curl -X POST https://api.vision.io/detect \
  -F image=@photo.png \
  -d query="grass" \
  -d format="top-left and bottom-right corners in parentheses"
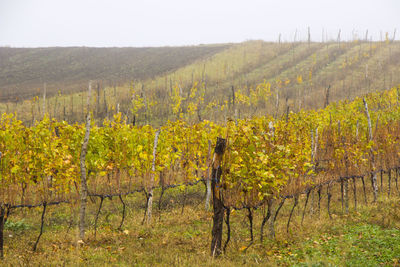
top-left (1, 183), bottom-right (400, 266)
top-left (271, 223), bottom-right (400, 266)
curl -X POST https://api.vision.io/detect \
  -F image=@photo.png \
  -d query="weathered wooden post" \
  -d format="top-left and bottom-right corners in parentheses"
top-left (0, 206), bottom-right (5, 259)
top-left (204, 140), bottom-right (212, 210)
top-left (79, 81), bottom-right (92, 241)
top-left (146, 129), bottom-right (161, 224)
top-left (42, 83), bottom-right (46, 117)
top-left (211, 137), bottom-right (226, 257)
top-left (363, 98), bottom-right (378, 201)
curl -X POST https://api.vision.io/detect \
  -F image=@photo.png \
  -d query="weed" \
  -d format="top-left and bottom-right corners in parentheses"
top-left (5, 219), bottom-right (31, 232)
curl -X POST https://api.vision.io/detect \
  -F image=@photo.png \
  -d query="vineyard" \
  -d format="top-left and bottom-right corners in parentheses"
top-left (2, 40), bottom-right (400, 126)
top-left (1, 82), bottom-right (400, 264)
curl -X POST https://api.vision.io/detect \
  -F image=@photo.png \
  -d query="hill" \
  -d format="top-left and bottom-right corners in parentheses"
top-left (0, 44), bottom-right (231, 101)
top-left (1, 40), bottom-right (400, 124)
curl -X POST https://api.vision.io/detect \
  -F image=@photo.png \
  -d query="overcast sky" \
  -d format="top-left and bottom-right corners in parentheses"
top-left (0, 0), bottom-right (399, 47)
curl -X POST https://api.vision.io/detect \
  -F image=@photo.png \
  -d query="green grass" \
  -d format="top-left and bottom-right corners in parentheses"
top-left (273, 224), bottom-right (400, 266)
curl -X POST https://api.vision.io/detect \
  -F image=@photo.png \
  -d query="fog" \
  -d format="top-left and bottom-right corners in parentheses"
top-left (0, 0), bottom-right (399, 47)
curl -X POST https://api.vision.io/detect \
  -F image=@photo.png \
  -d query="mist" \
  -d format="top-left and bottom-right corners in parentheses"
top-left (0, 0), bottom-right (399, 47)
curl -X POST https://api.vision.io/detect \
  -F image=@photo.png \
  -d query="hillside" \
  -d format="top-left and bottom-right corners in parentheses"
top-left (0, 44), bottom-right (231, 101)
top-left (1, 40), bottom-right (400, 124)
top-left (137, 40), bottom-right (400, 124)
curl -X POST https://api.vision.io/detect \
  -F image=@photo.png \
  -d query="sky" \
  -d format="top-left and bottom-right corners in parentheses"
top-left (0, 0), bottom-right (399, 47)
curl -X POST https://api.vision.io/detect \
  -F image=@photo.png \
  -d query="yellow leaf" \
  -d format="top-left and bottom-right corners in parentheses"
top-left (239, 246), bottom-right (247, 251)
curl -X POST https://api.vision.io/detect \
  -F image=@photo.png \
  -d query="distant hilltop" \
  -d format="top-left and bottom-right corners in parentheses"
top-left (0, 44), bottom-right (230, 102)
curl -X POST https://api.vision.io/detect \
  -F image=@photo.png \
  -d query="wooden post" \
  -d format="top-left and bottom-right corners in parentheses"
top-left (79, 81), bottom-right (92, 240)
top-left (63, 97), bottom-right (66, 121)
top-left (146, 130), bottom-right (161, 224)
top-left (211, 137), bottom-right (226, 257)
top-left (96, 82), bottom-right (100, 117)
top-left (81, 93), bottom-right (84, 120)
top-left (388, 169), bottom-right (392, 197)
top-left (275, 87), bottom-right (279, 118)
top-left (71, 94), bottom-right (74, 120)
top-left (231, 86), bottom-right (238, 123)
top-left (338, 121), bottom-right (349, 213)
top-left (353, 177), bottom-right (357, 210)
top-left (310, 128), bottom-right (318, 214)
top-left (169, 77), bottom-right (173, 95)
top-left (363, 98), bottom-right (378, 201)
top-left (324, 85), bottom-right (331, 108)
top-left (103, 87), bottom-right (108, 121)
top-left (42, 83), bottom-right (46, 117)
top-left (53, 92), bottom-right (59, 119)
top-left (0, 206), bottom-right (4, 259)
top-left (191, 71), bottom-right (194, 89)
top-left (205, 140), bottom-right (212, 210)
top-left (31, 100), bottom-right (35, 126)
top-left (201, 64), bottom-right (206, 84)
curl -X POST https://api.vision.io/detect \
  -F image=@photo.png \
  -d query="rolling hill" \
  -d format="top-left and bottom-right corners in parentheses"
top-left (0, 44), bottom-right (231, 101)
top-left (1, 40), bottom-right (400, 125)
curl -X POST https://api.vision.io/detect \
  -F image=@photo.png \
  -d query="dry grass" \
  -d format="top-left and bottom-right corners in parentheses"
top-left (2, 181), bottom-right (400, 266)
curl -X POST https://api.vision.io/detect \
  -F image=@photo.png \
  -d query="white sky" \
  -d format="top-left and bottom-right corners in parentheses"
top-left (0, 0), bottom-right (399, 47)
